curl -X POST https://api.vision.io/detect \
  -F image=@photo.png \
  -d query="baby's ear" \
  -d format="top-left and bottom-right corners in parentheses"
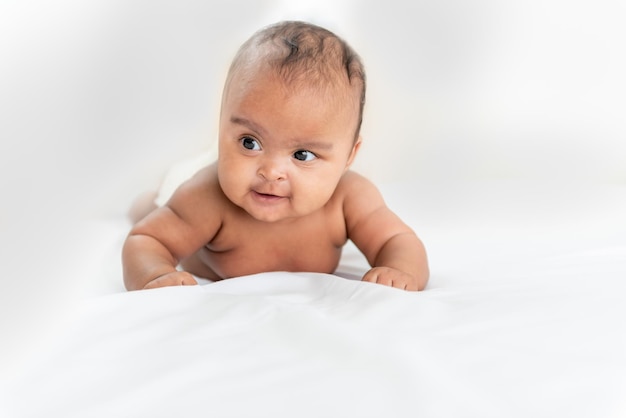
top-left (345, 136), bottom-right (362, 169)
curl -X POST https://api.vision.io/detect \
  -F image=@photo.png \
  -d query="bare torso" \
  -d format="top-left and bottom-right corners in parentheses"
top-left (178, 167), bottom-right (349, 280)
top-left (124, 162), bottom-right (428, 291)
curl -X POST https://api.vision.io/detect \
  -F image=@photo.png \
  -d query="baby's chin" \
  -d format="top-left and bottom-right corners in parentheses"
top-left (247, 212), bottom-right (299, 224)
top-left (242, 202), bottom-right (318, 224)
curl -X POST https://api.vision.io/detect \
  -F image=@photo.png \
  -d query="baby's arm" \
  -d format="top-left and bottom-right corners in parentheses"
top-left (122, 169), bottom-right (220, 290)
top-left (123, 208), bottom-right (199, 290)
top-left (342, 172), bottom-right (429, 291)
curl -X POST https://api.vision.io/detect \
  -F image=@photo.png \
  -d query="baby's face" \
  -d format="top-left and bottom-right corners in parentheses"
top-left (217, 69), bottom-right (360, 223)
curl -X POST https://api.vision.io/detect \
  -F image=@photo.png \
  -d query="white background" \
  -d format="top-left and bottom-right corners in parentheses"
top-left (1, 0), bottom-right (625, 381)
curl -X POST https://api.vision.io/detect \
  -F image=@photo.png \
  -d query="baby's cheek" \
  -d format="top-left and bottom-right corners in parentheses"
top-left (218, 172), bottom-right (244, 204)
top-left (295, 183), bottom-right (335, 214)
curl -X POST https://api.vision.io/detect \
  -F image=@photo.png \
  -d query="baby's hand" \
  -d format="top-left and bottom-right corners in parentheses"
top-left (362, 267), bottom-right (418, 291)
top-left (143, 271), bottom-right (198, 290)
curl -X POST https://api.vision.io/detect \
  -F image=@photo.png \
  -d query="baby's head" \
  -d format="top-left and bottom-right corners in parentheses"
top-left (223, 21), bottom-right (366, 141)
top-left (217, 21), bottom-right (367, 223)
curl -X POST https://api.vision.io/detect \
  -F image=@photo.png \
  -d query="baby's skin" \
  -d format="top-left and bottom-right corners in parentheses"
top-left (122, 22), bottom-right (429, 291)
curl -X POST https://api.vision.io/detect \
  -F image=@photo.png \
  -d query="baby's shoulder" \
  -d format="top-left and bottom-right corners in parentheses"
top-left (168, 163), bottom-right (226, 209)
top-left (335, 170), bottom-right (381, 200)
top-left (334, 170), bottom-right (386, 217)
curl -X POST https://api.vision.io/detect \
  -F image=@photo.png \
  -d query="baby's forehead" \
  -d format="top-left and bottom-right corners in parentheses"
top-left (223, 22), bottom-right (365, 139)
top-left (227, 62), bottom-right (359, 110)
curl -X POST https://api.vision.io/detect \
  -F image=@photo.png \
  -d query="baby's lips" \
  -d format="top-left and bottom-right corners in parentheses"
top-left (252, 188), bottom-right (288, 198)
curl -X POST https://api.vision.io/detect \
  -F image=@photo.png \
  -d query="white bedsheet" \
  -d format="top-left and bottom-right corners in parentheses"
top-left (3, 180), bottom-right (626, 417)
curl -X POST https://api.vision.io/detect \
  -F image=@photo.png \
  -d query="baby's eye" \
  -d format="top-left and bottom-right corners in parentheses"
top-left (293, 150), bottom-right (317, 162)
top-left (241, 136), bottom-right (261, 151)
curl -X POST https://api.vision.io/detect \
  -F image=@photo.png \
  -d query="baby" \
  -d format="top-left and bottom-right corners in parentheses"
top-left (123, 21), bottom-right (429, 291)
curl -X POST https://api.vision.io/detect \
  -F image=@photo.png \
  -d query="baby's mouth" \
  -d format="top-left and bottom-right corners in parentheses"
top-left (252, 190), bottom-right (286, 201)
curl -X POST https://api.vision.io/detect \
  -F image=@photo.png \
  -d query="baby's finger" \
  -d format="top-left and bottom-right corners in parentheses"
top-left (392, 280), bottom-right (409, 291)
top-left (404, 281), bottom-right (419, 291)
top-left (376, 275), bottom-right (394, 287)
top-left (361, 270), bottom-right (379, 284)
top-left (362, 269), bottom-right (392, 287)
top-left (143, 272), bottom-right (197, 289)
top-left (179, 272), bottom-right (198, 286)
top-left (167, 271), bottom-right (197, 286)
top-left (143, 278), bottom-right (167, 289)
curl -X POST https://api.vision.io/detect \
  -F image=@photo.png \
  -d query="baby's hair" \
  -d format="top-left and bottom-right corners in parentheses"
top-left (227, 21), bottom-right (366, 140)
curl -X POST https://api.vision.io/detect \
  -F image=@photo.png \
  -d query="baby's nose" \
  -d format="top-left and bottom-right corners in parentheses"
top-left (257, 157), bottom-right (287, 181)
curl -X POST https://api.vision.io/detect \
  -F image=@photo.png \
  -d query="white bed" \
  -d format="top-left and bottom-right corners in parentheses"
top-left (3, 178), bottom-right (625, 418)
top-left (2, 2), bottom-right (626, 417)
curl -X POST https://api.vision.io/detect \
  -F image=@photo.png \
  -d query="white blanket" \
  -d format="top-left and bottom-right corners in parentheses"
top-left (4, 180), bottom-right (626, 418)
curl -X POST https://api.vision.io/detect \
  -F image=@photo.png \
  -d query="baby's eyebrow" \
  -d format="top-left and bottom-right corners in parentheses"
top-left (231, 115), bottom-right (334, 151)
top-left (230, 116), bottom-right (267, 137)
top-left (288, 140), bottom-right (334, 151)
